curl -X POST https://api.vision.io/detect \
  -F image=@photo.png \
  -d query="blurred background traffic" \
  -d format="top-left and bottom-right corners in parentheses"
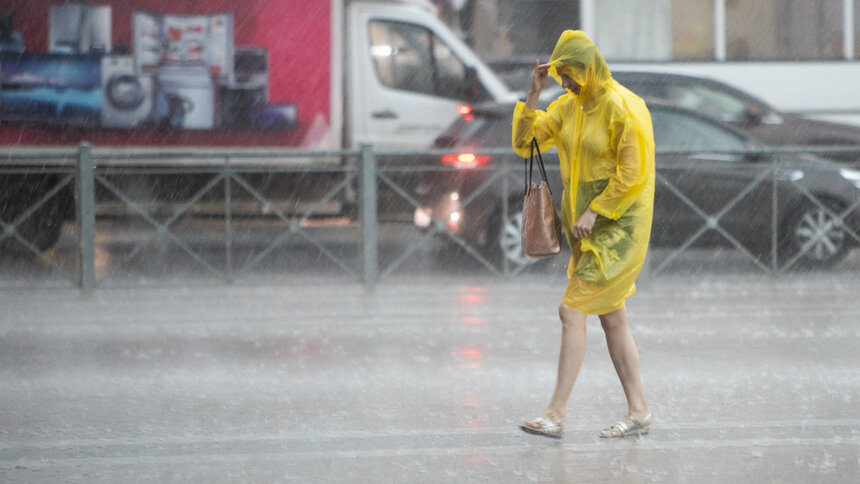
top-left (0, 0), bottom-right (858, 288)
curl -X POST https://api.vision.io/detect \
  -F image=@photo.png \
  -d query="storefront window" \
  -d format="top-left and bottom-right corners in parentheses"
top-left (855, 0), bottom-right (860, 58)
top-left (594, 0), bottom-right (672, 60)
top-left (590, 0), bottom-right (713, 61)
top-left (726, 0), bottom-right (843, 60)
top-left (497, 0), bottom-right (581, 56)
top-left (465, 0), bottom-right (856, 62)
top-left (671, 0), bottom-right (714, 60)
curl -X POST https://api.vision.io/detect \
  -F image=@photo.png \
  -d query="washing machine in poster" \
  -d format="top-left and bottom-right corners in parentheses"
top-left (156, 65), bottom-right (214, 130)
top-left (101, 55), bottom-right (153, 128)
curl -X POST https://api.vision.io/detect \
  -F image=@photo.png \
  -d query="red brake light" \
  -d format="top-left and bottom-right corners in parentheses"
top-left (441, 152), bottom-right (490, 168)
top-left (457, 104), bottom-right (472, 115)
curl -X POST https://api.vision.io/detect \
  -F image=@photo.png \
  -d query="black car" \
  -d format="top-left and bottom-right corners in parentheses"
top-left (614, 72), bottom-right (860, 160)
top-left (411, 100), bottom-right (860, 269)
top-left (497, 65), bottom-right (860, 165)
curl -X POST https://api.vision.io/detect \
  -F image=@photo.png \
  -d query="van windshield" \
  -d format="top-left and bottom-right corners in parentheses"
top-left (369, 20), bottom-right (487, 102)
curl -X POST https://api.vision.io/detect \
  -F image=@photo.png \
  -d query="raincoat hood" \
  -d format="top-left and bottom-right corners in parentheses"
top-left (547, 30), bottom-right (611, 101)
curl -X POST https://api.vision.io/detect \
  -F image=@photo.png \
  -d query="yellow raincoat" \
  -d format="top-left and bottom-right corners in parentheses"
top-left (512, 30), bottom-right (655, 315)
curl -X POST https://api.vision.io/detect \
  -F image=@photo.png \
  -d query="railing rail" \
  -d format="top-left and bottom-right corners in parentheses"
top-left (0, 143), bottom-right (858, 292)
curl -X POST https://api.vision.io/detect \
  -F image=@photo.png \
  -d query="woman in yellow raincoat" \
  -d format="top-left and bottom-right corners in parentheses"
top-left (513, 30), bottom-right (655, 439)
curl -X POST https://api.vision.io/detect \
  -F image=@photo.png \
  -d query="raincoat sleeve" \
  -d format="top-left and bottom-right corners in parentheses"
top-left (511, 98), bottom-right (565, 158)
top-left (589, 112), bottom-right (650, 220)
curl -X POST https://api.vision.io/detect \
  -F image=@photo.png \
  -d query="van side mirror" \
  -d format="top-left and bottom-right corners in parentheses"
top-left (743, 105), bottom-right (763, 127)
top-left (464, 66), bottom-right (486, 102)
top-left (743, 151), bottom-right (769, 163)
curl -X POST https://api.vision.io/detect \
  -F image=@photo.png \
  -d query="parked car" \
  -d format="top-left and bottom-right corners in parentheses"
top-left (407, 99), bottom-right (860, 269)
top-left (614, 72), bottom-right (860, 160)
top-left (497, 65), bottom-right (860, 165)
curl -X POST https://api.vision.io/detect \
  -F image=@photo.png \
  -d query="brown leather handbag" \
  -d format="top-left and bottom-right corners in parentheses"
top-left (521, 138), bottom-right (563, 258)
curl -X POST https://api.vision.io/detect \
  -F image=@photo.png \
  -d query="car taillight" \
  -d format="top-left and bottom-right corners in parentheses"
top-left (446, 210), bottom-right (461, 231)
top-left (457, 104), bottom-right (474, 121)
top-left (441, 152), bottom-right (490, 168)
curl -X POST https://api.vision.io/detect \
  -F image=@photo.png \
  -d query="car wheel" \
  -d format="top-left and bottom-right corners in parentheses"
top-left (781, 197), bottom-right (850, 267)
top-left (496, 206), bottom-right (542, 269)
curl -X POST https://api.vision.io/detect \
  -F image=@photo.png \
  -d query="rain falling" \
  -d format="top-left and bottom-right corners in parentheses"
top-left (0, 1), bottom-right (859, 482)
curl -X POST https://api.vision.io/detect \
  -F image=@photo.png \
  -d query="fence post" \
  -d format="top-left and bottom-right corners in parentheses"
top-left (501, 165), bottom-right (510, 277)
top-left (770, 155), bottom-right (779, 275)
top-left (360, 144), bottom-right (378, 289)
top-left (224, 157), bottom-right (234, 284)
top-left (76, 143), bottom-right (96, 294)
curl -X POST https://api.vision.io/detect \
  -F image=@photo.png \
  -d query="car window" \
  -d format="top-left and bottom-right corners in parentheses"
top-left (480, 116), bottom-right (513, 147)
top-left (369, 20), bottom-right (481, 101)
top-left (663, 83), bottom-right (749, 123)
top-left (651, 109), bottom-right (749, 153)
top-left (617, 79), bottom-right (668, 99)
top-left (500, 67), bottom-right (565, 100)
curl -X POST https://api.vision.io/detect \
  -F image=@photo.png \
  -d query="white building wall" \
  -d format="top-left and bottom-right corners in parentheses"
top-left (591, 0), bottom-right (672, 60)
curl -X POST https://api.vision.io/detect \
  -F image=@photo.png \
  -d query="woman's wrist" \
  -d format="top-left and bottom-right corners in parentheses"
top-left (525, 89), bottom-right (540, 110)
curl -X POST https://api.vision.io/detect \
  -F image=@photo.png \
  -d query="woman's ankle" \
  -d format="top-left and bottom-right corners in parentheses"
top-left (628, 403), bottom-right (649, 414)
top-left (545, 407), bottom-right (565, 423)
top-left (628, 407), bottom-right (651, 421)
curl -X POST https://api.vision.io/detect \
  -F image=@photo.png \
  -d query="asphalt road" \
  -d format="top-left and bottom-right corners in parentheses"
top-left (1, 275), bottom-right (858, 482)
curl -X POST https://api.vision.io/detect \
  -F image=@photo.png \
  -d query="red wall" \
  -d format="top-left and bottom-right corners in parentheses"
top-left (0, 0), bottom-right (331, 147)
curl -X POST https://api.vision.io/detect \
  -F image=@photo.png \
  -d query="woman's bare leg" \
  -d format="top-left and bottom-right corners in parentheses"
top-left (545, 304), bottom-right (588, 420)
top-left (598, 306), bottom-right (649, 419)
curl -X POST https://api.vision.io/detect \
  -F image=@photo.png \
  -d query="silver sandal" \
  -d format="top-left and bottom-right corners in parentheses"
top-left (520, 410), bottom-right (564, 439)
top-left (599, 412), bottom-right (652, 438)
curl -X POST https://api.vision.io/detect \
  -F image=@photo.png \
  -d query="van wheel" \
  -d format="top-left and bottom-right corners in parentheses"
top-left (780, 197), bottom-right (850, 268)
top-left (20, 203), bottom-right (64, 252)
top-left (0, 197), bottom-right (64, 254)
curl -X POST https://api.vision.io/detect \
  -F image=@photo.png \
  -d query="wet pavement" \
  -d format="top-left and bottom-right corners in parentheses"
top-left (1, 275), bottom-right (859, 482)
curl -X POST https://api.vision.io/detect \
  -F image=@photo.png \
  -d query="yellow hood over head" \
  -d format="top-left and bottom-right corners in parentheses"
top-left (547, 30), bottom-right (611, 99)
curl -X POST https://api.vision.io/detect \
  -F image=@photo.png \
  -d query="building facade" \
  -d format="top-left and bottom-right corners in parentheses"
top-left (459, 0), bottom-right (858, 62)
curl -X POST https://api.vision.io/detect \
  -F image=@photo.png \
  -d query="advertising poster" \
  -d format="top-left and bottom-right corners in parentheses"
top-left (0, 0), bottom-right (331, 148)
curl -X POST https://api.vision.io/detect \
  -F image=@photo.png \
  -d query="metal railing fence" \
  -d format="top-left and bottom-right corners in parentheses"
top-left (377, 145), bottom-right (860, 279)
top-left (0, 143), bottom-right (858, 292)
top-left (83, 145), bottom-right (364, 292)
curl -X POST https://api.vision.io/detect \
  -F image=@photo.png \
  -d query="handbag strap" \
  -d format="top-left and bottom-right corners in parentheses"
top-left (525, 137), bottom-right (553, 196)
